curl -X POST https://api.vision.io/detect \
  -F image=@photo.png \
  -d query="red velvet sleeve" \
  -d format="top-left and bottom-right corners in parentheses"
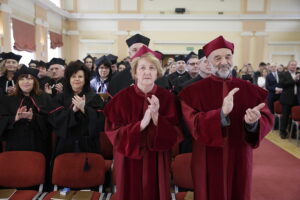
top-left (147, 115), bottom-right (183, 151)
top-left (244, 104), bottom-right (274, 148)
top-left (105, 119), bottom-right (143, 159)
top-left (180, 100), bottom-right (225, 147)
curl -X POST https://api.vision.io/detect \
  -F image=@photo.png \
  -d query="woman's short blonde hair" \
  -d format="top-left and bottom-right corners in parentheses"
top-left (130, 53), bottom-right (163, 80)
top-left (0, 60), bottom-right (5, 75)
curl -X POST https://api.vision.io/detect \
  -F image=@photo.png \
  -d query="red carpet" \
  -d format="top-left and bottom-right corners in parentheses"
top-left (252, 140), bottom-right (300, 200)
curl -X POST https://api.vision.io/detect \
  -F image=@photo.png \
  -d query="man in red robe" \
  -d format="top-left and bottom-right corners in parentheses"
top-left (179, 36), bottom-right (274, 200)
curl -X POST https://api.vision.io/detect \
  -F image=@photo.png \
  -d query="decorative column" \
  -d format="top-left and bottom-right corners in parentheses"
top-left (0, 0), bottom-right (12, 52)
top-left (35, 5), bottom-right (48, 61)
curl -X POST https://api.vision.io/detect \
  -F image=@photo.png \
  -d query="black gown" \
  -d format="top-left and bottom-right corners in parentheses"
top-left (49, 90), bottom-right (105, 156)
top-left (108, 65), bottom-right (172, 96)
top-left (0, 93), bottom-right (52, 157)
top-left (0, 76), bottom-right (15, 95)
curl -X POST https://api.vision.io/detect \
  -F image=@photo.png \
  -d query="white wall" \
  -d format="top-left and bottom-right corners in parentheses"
top-left (47, 11), bottom-right (62, 32)
top-left (77, 0), bottom-right (114, 12)
top-left (270, 0), bottom-right (300, 13)
top-left (143, 0), bottom-right (241, 13)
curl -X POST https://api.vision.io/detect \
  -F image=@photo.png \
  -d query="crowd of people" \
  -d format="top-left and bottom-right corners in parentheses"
top-left (0, 34), bottom-right (283, 200)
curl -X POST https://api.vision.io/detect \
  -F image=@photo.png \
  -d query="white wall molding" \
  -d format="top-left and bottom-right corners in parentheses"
top-left (63, 30), bottom-right (80, 35)
top-left (86, 50), bottom-right (113, 54)
top-left (154, 40), bottom-right (206, 45)
top-left (254, 31), bottom-right (268, 36)
top-left (0, 3), bottom-right (12, 14)
top-left (71, 13), bottom-right (300, 21)
top-left (240, 32), bottom-right (254, 36)
top-left (26, 2), bottom-right (300, 21)
top-left (35, 18), bottom-right (49, 28)
top-left (80, 39), bottom-right (114, 44)
top-left (269, 41), bottom-right (300, 46)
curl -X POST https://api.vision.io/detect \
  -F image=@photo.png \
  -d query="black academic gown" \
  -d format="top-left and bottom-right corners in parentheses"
top-left (0, 76), bottom-right (15, 95)
top-left (0, 93), bottom-right (52, 157)
top-left (48, 78), bottom-right (65, 96)
top-left (167, 71), bottom-right (190, 92)
top-left (108, 66), bottom-right (134, 96)
top-left (49, 90), bottom-right (105, 156)
top-left (108, 65), bottom-right (173, 96)
top-left (38, 76), bottom-right (51, 91)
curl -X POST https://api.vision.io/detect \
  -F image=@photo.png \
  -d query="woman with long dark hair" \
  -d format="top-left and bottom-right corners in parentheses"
top-left (49, 60), bottom-right (105, 156)
top-left (0, 65), bottom-right (52, 157)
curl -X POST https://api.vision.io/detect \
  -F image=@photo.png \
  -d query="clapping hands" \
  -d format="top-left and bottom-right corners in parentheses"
top-left (15, 106), bottom-right (33, 121)
top-left (140, 95), bottom-right (160, 131)
top-left (72, 95), bottom-right (86, 113)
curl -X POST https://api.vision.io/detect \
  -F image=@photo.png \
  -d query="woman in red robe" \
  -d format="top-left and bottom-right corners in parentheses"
top-left (104, 46), bottom-right (183, 200)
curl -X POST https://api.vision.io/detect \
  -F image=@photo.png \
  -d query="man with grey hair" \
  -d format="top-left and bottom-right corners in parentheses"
top-left (179, 36), bottom-right (273, 200)
top-left (44, 58), bottom-right (66, 96)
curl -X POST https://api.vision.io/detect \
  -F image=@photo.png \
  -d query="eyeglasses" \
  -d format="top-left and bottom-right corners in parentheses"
top-left (188, 62), bottom-right (199, 66)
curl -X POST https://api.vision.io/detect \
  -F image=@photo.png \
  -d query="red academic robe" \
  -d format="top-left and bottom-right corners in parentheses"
top-left (104, 84), bottom-right (183, 200)
top-left (178, 75), bottom-right (274, 200)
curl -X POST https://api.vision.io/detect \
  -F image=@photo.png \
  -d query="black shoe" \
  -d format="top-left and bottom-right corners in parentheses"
top-left (280, 131), bottom-right (287, 139)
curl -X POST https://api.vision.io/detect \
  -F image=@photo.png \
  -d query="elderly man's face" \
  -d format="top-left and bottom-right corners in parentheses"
top-left (49, 64), bottom-right (64, 80)
top-left (128, 43), bottom-right (145, 58)
top-left (199, 57), bottom-right (214, 75)
top-left (208, 48), bottom-right (233, 79)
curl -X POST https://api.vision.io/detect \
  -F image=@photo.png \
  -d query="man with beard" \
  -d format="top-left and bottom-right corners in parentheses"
top-left (179, 36), bottom-right (273, 200)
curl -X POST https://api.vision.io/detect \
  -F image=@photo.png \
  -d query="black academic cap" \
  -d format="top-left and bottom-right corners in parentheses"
top-left (126, 34), bottom-right (150, 47)
top-left (107, 54), bottom-right (118, 65)
top-left (49, 57), bottom-right (66, 66)
top-left (174, 55), bottom-right (186, 62)
top-left (1, 52), bottom-right (22, 62)
top-left (95, 55), bottom-right (112, 67)
top-left (14, 65), bottom-right (39, 79)
top-left (198, 49), bottom-right (206, 60)
top-left (83, 54), bottom-right (94, 62)
top-left (185, 52), bottom-right (197, 62)
top-left (28, 59), bottom-right (39, 66)
top-left (37, 61), bottom-right (48, 69)
top-left (155, 50), bottom-right (164, 61)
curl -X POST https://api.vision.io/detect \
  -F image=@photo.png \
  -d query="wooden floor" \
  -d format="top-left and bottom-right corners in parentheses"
top-left (266, 130), bottom-right (300, 159)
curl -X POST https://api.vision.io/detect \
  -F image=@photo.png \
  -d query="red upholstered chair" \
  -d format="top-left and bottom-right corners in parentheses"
top-left (99, 132), bottom-right (113, 172)
top-left (288, 106), bottom-right (300, 146)
top-left (0, 151), bottom-right (45, 200)
top-left (274, 101), bottom-right (282, 130)
top-left (41, 153), bottom-right (106, 200)
top-left (172, 153), bottom-right (194, 200)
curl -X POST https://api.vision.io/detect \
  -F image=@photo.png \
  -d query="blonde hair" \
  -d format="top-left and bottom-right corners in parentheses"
top-left (131, 53), bottom-right (163, 80)
top-left (0, 60), bottom-right (5, 75)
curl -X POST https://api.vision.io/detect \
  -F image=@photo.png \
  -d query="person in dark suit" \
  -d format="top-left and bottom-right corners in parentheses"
top-left (266, 63), bottom-right (282, 113)
top-left (279, 60), bottom-right (299, 139)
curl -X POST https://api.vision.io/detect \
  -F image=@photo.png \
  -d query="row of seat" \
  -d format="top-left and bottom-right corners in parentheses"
top-left (0, 151), bottom-right (193, 200)
top-left (274, 101), bottom-right (300, 145)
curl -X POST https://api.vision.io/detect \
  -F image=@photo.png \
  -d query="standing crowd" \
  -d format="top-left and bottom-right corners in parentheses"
top-left (0, 34), bottom-right (279, 200)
